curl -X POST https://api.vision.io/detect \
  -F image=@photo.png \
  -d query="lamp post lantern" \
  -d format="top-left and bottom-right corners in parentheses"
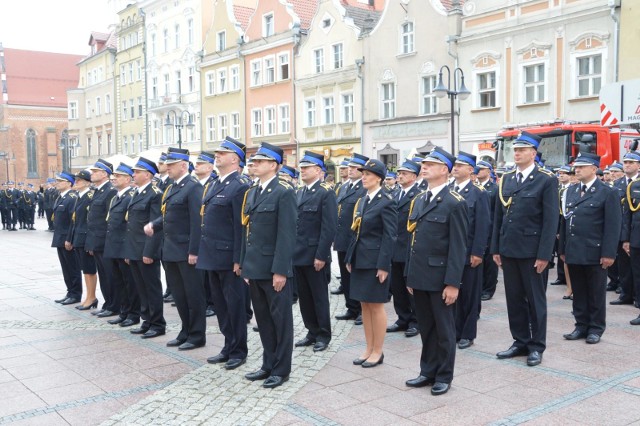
top-left (164, 110), bottom-right (194, 149)
top-left (433, 65), bottom-right (470, 154)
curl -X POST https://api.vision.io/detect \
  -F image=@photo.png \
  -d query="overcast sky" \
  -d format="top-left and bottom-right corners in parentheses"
top-left (0, 0), bottom-right (117, 55)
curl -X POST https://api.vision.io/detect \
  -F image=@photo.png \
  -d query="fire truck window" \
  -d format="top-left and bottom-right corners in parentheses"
top-left (574, 132), bottom-right (596, 156)
top-left (538, 135), bottom-right (567, 168)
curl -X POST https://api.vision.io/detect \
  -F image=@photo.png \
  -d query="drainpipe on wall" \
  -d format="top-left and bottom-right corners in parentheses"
top-left (292, 25), bottom-right (301, 164)
top-left (140, 8), bottom-right (149, 150)
top-left (356, 57), bottom-right (364, 155)
top-left (610, 5), bottom-right (620, 82)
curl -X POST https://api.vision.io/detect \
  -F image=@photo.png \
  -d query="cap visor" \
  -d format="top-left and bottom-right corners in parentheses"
top-left (251, 153), bottom-right (276, 161)
top-left (512, 142), bottom-right (536, 149)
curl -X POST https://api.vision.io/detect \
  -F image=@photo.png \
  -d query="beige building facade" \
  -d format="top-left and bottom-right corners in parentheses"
top-left (618, 0), bottom-right (639, 81)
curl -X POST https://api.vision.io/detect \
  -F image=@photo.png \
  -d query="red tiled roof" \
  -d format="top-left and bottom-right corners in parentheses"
top-left (3, 48), bottom-right (82, 108)
top-left (288, 0), bottom-right (319, 30)
top-left (340, 0), bottom-right (385, 11)
top-left (89, 31), bottom-right (110, 44)
top-left (233, 5), bottom-right (255, 31)
top-left (440, 0), bottom-right (465, 11)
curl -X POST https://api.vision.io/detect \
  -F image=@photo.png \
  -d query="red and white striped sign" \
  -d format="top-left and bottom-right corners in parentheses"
top-left (600, 103), bottom-right (619, 127)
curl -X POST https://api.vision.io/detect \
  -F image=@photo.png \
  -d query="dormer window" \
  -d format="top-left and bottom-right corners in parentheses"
top-left (263, 13), bottom-right (274, 37)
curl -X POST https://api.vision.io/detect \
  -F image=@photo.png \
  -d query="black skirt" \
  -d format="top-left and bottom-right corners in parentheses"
top-left (350, 267), bottom-right (390, 303)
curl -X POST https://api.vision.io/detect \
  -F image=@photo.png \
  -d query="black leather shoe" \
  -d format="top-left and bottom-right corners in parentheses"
top-left (330, 286), bottom-right (343, 295)
top-left (335, 311), bottom-right (357, 320)
top-left (631, 315), bottom-right (640, 326)
top-left (606, 284), bottom-right (617, 291)
top-left (527, 351), bottom-right (543, 366)
top-left (130, 327), bottom-right (148, 335)
top-left (252, 326), bottom-right (259, 332)
top-left (178, 342), bottom-right (205, 351)
top-left (480, 293), bottom-right (492, 301)
top-left (207, 353), bottom-right (229, 364)
top-left (225, 358), bottom-right (246, 370)
top-left (76, 299), bottom-right (98, 310)
top-left (60, 297), bottom-right (80, 305)
top-left (294, 337), bottom-right (315, 347)
top-left (107, 317), bottom-right (125, 325)
top-left (610, 297), bottom-right (633, 305)
top-left (166, 338), bottom-right (185, 347)
top-left (54, 296), bottom-right (69, 303)
top-left (245, 369), bottom-right (270, 381)
top-left (386, 324), bottom-right (406, 333)
top-left (362, 353), bottom-right (384, 368)
top-left (563, 329), bottom-right (587, 340)
top-left (96, 310), bottom-right (117, 318)
top-left (615, 287), bottom-right (621, 294)
top-left (496, 346), bottom-right (527, 359)
top-left (163, 295), bottom-right (174, 303)
top-left (405, 327), bottom-right (419, 337)
top-left (352, 357), bottom-right (367, 365)
top-left (458, 339), bottom-right (474, 349)
top-left (550, 279), bottom-right (566, 286)
top-left (205, 307), bottom-right (216, 317)
top-left (354, 314), bottom-right (363, 325)
top-left (405, 375), bottom-right (435, 388)
top-left (586, 334), bottom-right (601, 344)
top-left (91, 309), bottom-right (105, 316)
top-left (313, 341), bottom-right (328, 352)
top-left (141, 330), bottom-right (165, 339)
top-left (431, 382), bottom-right (450, 395)
top-left (263, 375), bottom-right (289, 388)
top-left (119, 319), bottom-right (139, 327)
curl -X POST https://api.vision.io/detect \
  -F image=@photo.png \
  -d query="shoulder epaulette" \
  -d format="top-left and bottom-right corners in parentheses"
top-left (87, 191), bottom-right (94, 198)
top-left (474, 182), bottom-right (486, 191)
top-left (128, 189), bottom-right (136, 196)
top-left (451, 191), bottom-right (465, 202)
top-left (320, 183), bottom-right (332, 191)
top-left (503, 169), bottom-right (516, 175)
top-left (384, 192), bottom-right (393, 200)
top-left (538, 168), bottom-right (555, 177)
top-left (69, 192), bottom-right (77, 198)
top-left (152, 186), bottom-right (162, 194)
top-left (279, 181), bottom-right (293, 190)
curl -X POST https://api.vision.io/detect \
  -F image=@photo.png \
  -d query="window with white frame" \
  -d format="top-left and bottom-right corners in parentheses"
top-left (96, 97), bottom-right (101, 116)
top-left (381, 83), bottom-right (396, 119)
top-left (265, 106), bottom-right (276, 135)
top-left (305, 99), bottom-right (316, 127)
top-left (107, 133), bottom-right (113, 154)
top-left (342, 93), bottom-right (354, 122)
top-left (230, 65), bottom-right (239, 91)
top-left (401, 22), bottom-right (415, 54)
top-left (98, 135), bottom-right (103, 155)
top-left (187, 18), bottom-right (194, 45)
top-left (123, 135), bottom-right (128, 154)
top-left (523, 63), bottom-right (545, 103)
top-left (314, 48), bottom-right (324, 74)
top-left (332, 43), bottom-right (343, 69)
top-left (218, 68), bottom-right (227, 93)
top-left (138, 133), bottom-right (143, 152)
top-left (151, 120), bottom-right (159, 146)
top-left (87, 136), bottom-right (92, 156)
top-left (175, 24), bottom-right (180, 49)
top-left (151, 33), bottom-right (156, 57)
top-left (477, 71), bottom-right (496, 108)
top-left (163, 28), bottom-right (169, 53)
top-left (421, 75), bottom-right (438, 115)
top-left (68, 101), bottom-right (78, 119)
top-left (218, 114), bottom-right (228, 140)
top-left (120, 65), bottom-right (126, 85)
top-left (231, 113), bottom-right (241, 139)
top-left (86, 100), bottom-right (92, 118)
top-left (129, 99), bottom-right (135, 119)
top-left (263, 13), bottom-right (274, 37)
top-left (175, 70), bottom-right (182, 94)
top-left (105, 94), bottom-right (111, 114)
top-left (217, 30), bottom-right (226, 51)
top-left (577, 54), bottom-right (602, 97)
top-left (251, 60), bottom-right (262, 86)
top-left (164, 73), bottom-right (170, 96)
top-left (207, 116), bottom-right (215, 142)
top-left (122, 101), bottom-right (128, 121)
top-left (136, 60), bottom-right (142, 80)
top-left (128, 63), bottom-right (134, 83)
top-left (279, 104), bottom-right (290, 134)
top-left (323, 96), bottom-right (335, 125)
top-left (278, 53), bottom-right (289, 80)
top-left (188, 66), bottom-right (195, 92)
top-left (137, 97), bottom-right (143, 117)
top-left (206, 72), bottom-right (215, 96)
top-left (264, 56), bottom-right (275, 84)
top-left (252, 109), bottom-right (262, 136)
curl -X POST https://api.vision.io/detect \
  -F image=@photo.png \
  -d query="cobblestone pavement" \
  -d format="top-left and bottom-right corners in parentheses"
top-left (0, 219), bottom-right (640, 425)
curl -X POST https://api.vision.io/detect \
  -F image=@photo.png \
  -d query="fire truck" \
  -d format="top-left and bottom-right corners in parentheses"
top-left (490, 121), bottom-right (639, 171)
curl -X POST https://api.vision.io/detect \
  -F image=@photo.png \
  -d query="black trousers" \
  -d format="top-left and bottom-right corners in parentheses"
top-left (337, 251), bottom-right (360, 315)
top-left (629, 247), bottom-right (640, 308)
top-left (294, 265), bottom-right (331, 343)
top-left (619, 244), bottom-right (636, 302)
top-left (481, 249), bottom-right (499, 297)
top-left (567, 263), bottom-right (607, 336)
top-left (608, 257), bottom-right (620, 287)
top-left (0, 207), bottom-right (7, 226)
top-left (110, 258), bottom-right (140, 321)
top-left (250, 278), bottom-right (293, 377)
top-left (93, 251), bottom-right (115, 312)
top-left (414, 289), bottom-right (456, 384)
top-left (456, 263), bottom-right (483, 340)
top-left (556, 255), bottom-right (566, 282)
top-left (130, 259), bottom-right (166, 332)
top-left (45, 208), bottom-right (54, 230)
top-left (390, 261), bottom-right (417, 329)
top-left (208, 270), bottom-right (248, 360)
top-left (7, 207), bottom-right (17, 226)
top-left (165, 261), bottom-right (206, 345)
top-left (57, 247), bottom-right (82, 299)
top-left (501, 256), bottom-right (547, 353)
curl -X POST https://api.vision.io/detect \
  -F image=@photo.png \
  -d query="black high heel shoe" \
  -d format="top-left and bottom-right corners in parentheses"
top-left (362, 353), bottom-right (384, 368)
top-left (76, 299), bottom-right (98, 310)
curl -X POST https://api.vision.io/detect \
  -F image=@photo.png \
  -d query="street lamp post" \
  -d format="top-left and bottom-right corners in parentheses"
top-left (433, 65), bottom-right (471, 154)
top-left (0, 126), bottom-right (11, 182)
top-left (58, 137), bottom-right (80, 172)
top-left (164, 110), bottom-right (194, 149)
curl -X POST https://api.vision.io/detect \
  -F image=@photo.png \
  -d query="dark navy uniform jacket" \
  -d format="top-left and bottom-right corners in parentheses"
top-left (455, 182), bottom-right (490, 262)
top-left (85, 182), bottom-right (117, 252)
top-left (559, 178), bottom-right (621, 264)
top-left (293, 180), bottom-right (338, 266)
top-left (51, 190), bottom-right (78, 248)
top-left (240, 177), bottom-right (297, 280)
top-left (197, 171), bottom-right (249, 271)
top-left (392, 184), bottom-right (420, 263)
top-left (481, 180), bottom-right (498, 237)
top-left (334, 180), bottom-right (366, 252)
top-left (151, 175), bottom-right (204, 262)
top-left (345, 190), bottom-right (398, 271)
top-left (405, 188), bottom-right (468, 291)
top-left (621, 179), bottom-right (640, 249)
top-left (104, 190), bottom-right (134, 260)
top-left (69, 190), bottom-right (93, 248)
top-left (491, 166), bottom-right (559, 260)
top-left (613, 176), bottom-right (631, 241)
top-left (124, 184), bottom-right (163, 261)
